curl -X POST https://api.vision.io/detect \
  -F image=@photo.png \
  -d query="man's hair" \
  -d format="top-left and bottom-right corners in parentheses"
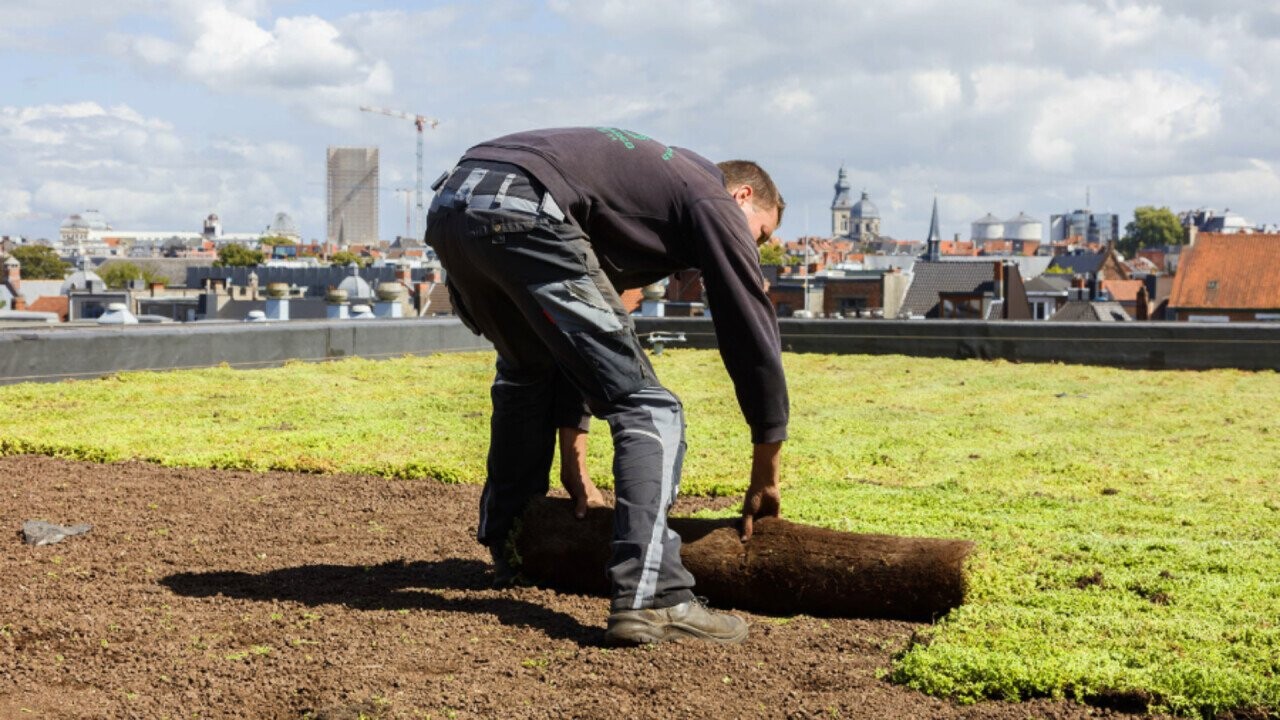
top-left (717, 160), bottom-right (786, 225)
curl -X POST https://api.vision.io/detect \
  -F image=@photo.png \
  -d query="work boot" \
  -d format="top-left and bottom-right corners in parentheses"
top-left (604, 598), bottom-right (748, 645)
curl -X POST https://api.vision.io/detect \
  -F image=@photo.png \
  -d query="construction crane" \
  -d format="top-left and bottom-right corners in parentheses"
top-left (360, 105), bottom-right (439, 240)
top-left (393, 187), bottom-right (413, 240)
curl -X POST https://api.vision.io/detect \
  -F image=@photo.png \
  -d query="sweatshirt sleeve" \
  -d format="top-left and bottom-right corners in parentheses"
top-left (688, 197), bottom-right (789, 444)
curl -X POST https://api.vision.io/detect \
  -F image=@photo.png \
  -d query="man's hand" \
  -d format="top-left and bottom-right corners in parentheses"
top-left (559, 427), bottom-right (605, 518)
top-left (740, 441), bottom-right (782, 541)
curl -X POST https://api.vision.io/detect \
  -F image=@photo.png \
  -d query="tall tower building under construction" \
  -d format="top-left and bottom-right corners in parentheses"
top-left (327, 147), bottom-right (379, 246)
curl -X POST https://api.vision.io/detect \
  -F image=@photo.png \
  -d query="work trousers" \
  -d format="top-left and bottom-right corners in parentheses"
top-left (425, 161), bottom-right (696, 611)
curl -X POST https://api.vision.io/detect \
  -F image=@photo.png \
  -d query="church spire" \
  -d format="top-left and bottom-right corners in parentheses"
top-left (831, 165), bottom-right (852, 209)
top-left (926, 195), bottom-right (942, 261)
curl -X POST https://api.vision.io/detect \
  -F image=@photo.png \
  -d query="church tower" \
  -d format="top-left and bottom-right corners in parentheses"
top-left (831, 166), bottom-right (852, 237)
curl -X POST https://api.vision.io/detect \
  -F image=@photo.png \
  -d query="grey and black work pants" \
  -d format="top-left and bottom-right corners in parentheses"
top-left (425, 160), bottom-right (696, 612)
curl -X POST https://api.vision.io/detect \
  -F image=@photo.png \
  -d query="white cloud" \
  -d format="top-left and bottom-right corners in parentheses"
top-left (910, 70), bottom-right (963, 112)
top-left (119, 1), bottom-right (393, 124)
top-left (5, 1), bottom-right (1280, 241)
top-left (0, 188), bottom-right (34, 222)
top-left (0, 101), bottom-right (315, 238)
top-left (1028, 70), bottom-right (1221, 175)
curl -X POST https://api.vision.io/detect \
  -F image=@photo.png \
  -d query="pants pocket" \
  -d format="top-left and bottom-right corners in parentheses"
top-left (566, 328), bottom-right (649, 403)
top-left (528, 277), bottom-right (646, 403)
top-left (446, 278), bottom-right (482, 335)
top-left (527, 277), bottom-right (624, 333)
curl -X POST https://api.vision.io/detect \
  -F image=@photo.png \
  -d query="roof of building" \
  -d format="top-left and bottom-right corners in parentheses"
top-left (1047, 250), bottom-right (1105, 276)
top-left (832, 167), bottom-right (852, 209)
top-left (425, 282), bottom-right (453, 315)
top-left (0, 279), bottom-right (61, 306)
top-left (1049, 300), bottom-right (1131, 322)
top-left (27, 295), bottom-right (69, 320)
top-left (939, 240), bottom-right (978, 256)
top-left (60, 214), bottom-right (89, 230)
top-left (61, 266), bottom-right (104, 294)
top-left (60, 210), bottom-right (110, 231)
top-left (1168, 233), bottom-right (1280, 310)
top-left (1101, 279), bottom-right (1145, 303)
top-left (974, 213), bottom-right (1002, 225)
top-left (336, 265), bottom-right (373, 299)
top-left (268, 212), bottom-right (299, 238)
top-left (899, 261), bottom-right (996, 317)
top-left (1025, 275), bottom-right (1071, 294)
top-left (1124, 256), bottom-right (1161, 274)
top-left (850, 191), bottom-right (879, 219)
top-left (391, 236), bottom-right (425, 249)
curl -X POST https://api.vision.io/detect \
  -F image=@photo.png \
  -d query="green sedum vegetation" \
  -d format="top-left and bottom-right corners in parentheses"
top-left (1, 351), bottom-right (1277, 718)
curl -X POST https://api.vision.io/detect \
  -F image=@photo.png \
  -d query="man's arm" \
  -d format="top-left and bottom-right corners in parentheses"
top-left (740, 441), bottom-right (782, 541)
top-left (559, 427), bottom-right (604, 519)
top-left (688, 197), bottom-right (789, 445)
top-left (688, 198), bottom-right (790, 539)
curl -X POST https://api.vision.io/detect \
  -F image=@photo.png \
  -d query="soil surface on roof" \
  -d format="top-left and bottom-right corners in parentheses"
top-left (1, 455), bottom-right (1162, 719)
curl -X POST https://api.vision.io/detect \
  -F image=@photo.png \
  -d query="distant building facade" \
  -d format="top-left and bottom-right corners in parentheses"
top-left (1179, 208), bottom-right (1259, 236)
top-left (58, 210), bottom-right (273, 257)
top-left (1050, 209), bottom-right (1119, 245)
top-left (327, 147), bottom-right (380, 246)
top-left (830, 167), bottom-right (880, 241)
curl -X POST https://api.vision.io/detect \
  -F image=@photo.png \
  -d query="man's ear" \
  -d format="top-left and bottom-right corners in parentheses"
top-left (730, 184), bottom-right (754, 204)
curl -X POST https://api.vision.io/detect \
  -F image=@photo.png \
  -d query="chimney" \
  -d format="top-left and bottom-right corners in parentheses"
top-left (411, 282), bottom-right (431, 315)
top-left (423, 267), bottom-right (442, 283)
top-left (1071, 275), bottom-right (1088, 301)
top-left (993, 261), bottom-right (1005, 302)
top-left (1135, 284), bottom-right (1150, 321)
top-left (150, 282), bottom-right (165, 296)
top-left (396, 266), bottom-right (412, 284)
top-left (4, 256), bottom-right (19, 293)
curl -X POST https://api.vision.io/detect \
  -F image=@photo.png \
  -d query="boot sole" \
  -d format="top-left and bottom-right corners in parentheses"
top-left (604, 619), bottom-right (748, 646)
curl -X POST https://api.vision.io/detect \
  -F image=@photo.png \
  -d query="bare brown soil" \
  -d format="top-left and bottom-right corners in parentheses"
top-left (1, 455), bottom-right (1162, 719)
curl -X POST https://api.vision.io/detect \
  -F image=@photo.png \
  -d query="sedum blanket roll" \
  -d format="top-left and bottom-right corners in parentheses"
top-left (514, 497), bottom-right (974, 621)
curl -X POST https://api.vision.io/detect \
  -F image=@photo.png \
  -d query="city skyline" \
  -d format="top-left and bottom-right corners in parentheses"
top-left (2, 1), bottom-right (1278, 242)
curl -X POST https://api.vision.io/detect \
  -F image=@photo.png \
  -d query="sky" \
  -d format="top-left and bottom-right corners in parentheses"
top-left (1, 0), bottom-right (1278, 243)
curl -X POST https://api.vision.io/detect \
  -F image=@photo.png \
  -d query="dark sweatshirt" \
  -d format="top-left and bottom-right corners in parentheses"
top-left (462, 127), bottom-right (788, 444)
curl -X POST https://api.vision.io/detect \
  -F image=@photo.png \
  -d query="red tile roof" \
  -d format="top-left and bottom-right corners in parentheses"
top-left (1101, 279), bottom-right (1144, 303)
top-left (27, 295), bottom-right (69, 321)
top-left (939, 240), bottom-right (978, 256)
top-left (619, 288), bottom-right (644, 314)
top-left (1168, 233), bottom-right (1280, 310)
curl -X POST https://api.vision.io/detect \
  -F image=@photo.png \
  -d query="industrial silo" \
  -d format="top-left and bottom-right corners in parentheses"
top-left (1004, 212), bottom-right (1043, 241)
top-left (971, 213), bottom-right (1004, 243)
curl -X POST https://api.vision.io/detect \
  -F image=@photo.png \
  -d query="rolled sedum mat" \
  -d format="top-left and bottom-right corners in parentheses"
top-left (514, 497), bottom-right (974, 621)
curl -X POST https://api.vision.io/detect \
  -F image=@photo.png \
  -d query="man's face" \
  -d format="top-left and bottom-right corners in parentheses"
top-left (730, 185), bottom-right (780, 245)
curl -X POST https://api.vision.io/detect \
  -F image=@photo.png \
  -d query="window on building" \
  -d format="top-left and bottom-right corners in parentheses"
top-left (938, 293), bottom-right (984, 319)
top-left (838, 297), bottom-right (868, 314)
